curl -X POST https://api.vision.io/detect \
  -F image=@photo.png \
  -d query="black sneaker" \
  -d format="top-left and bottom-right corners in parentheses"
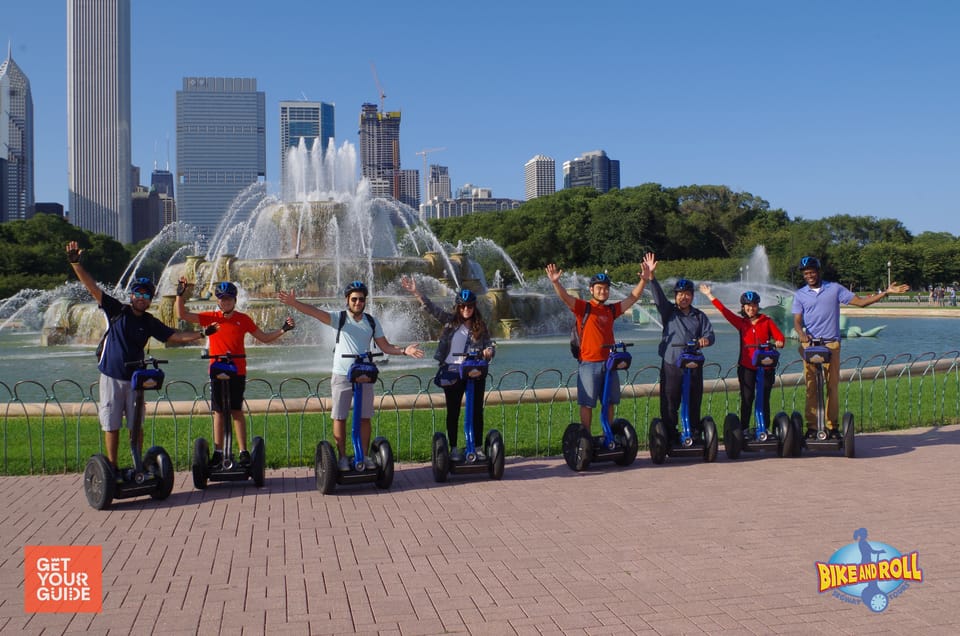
top-left (805, 429), bottom-right (818, 440)
top-left (827, 428), bottom-right (842, 440)
top-left (238, 450), bottom-right (251, 465)
top-left (210, 450), bottom-right (224, 468)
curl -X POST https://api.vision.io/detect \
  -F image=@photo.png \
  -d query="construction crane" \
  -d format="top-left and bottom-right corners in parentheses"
top-left (370, 62), bottom-right (386, 112)
top-left (416, 147), bottom-right (446, 205)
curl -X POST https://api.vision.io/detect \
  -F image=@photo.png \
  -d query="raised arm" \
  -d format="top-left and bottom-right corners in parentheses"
top-left (174, 277), bottom-right (201, 323)
top-left (618, 269), bottom-right (648, 312)
top-left (251, 317), bottom-right (295, 344)
top-left (65, 241), bottom-right (103, 304)
top-left (278, 289), bottom-right (332, 325)
top-left (545, 263), bottom-right (577, 311)
top-left (847, 282), bottom-right (910, 308)
top-left (373, 335), bottom-right (424, 358)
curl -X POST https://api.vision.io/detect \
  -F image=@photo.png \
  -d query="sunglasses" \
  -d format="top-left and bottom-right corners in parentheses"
top-left (348, 296), bottom-right (367, 303)
top-left (132, 291), bottom-right (152, 300)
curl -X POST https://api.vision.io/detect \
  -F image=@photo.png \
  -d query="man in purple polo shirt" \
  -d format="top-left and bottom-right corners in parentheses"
top-left (791, 256), bottom-right (909, 438)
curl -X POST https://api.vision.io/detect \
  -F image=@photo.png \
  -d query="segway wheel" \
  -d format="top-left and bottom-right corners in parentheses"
top-left (315, 441), bottom-right (337, 494)
top-left (372, 437), bottom-right (394, 489)
top-left (191, 437), bottom-right (210, 490)
top-left (562, 423), bottom-right (583, 470)
top-left (649, 418), bottom-right (668, 465)
top-left (432, 432), bottom-right (450, 483)
top-left (724, 413), bottom-right (742, 460)
top-left (863, 589), bottom-right (888, 612)
top-left (486, 430), bottom-right (505, 480)
top-left (842, 412), bottom-right (855, 458)
top-left (612, 419), bottom-right (638, 466)
top-left (773, 412), bottom-right (791, 457)
top-left (251, 436), bottom-right (266, 487)
top-left (144, 446), bottom-right (174, 500)
top-left (789, 411), bottom-right (804, 456)
top-left (702, 416), bottom-right (718, 463)
top-left (83, 454), bottom-right (115, 510)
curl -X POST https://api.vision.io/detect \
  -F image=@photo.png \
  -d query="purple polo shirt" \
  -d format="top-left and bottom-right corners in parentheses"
top-left (791, 281), bottom-right (855, 341)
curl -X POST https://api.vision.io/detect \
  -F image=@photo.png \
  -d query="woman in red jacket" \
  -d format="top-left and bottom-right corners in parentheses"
top-left (700, 283), bottom-right (785, 435)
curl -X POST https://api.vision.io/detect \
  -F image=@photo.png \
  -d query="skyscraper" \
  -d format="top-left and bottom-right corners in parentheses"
top-left (428, 165), bottom-right (451, 201)
top-left (279, 100), bottom-right (334, 200)
top-left (524, 155), bottom-right (555, 200)
top-left (176, 77), bottom-right (265, 241)
top-left (0, 45), bottom-right (34, 223)
top-left (67, 0), bottom-right (132, 242)
top-left (358, 103), bottom-right (401, 199)
top-left (150, 167), bottom-right (177, 226)
top-left (563, 150), bottom-right (620, 193)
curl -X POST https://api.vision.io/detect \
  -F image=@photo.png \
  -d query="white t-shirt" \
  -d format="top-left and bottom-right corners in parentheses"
top-left (445, 324), bottom-right (471, 364)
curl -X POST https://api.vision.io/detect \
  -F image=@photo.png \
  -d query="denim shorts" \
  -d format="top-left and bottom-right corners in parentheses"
top-left (577, 361), bottom-right (620, 408)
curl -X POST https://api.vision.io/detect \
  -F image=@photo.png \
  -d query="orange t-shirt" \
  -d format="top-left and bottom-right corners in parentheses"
top-left (197, 310), bottom-right (257, 375)
top-left (573, 299), bottom-right (623, 362)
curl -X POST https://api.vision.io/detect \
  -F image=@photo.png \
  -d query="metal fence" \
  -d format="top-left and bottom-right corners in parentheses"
top-left (2, 350), bottom-right (959, 474)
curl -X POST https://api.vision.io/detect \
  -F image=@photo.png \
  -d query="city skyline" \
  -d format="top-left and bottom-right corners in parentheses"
top-left (4, 0), bottom-right (959, 236)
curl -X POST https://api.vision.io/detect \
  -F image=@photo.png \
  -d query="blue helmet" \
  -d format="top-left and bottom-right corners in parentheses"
top-left (343, 281), bottom-right (368, 298)
top-left (798, 256), bottom-right (821, 271)
top-left (214, 281), bottom-right (238, 299)
top-left (674, 278), bottom-right (694, 293)
top-left (128, 277), bottom-right (156, 297)
top-left (589, 273), bottom-right (611, 287)
top-left (740, 290), bottom-right (761, 305)
top-left (455, 289), bottom-right (477, 305)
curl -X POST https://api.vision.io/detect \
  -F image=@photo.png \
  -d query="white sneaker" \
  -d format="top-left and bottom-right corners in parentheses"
top-left (337, 455), bottom-right (350, 472)
top-left (363, 455), bottom-right (378, 470)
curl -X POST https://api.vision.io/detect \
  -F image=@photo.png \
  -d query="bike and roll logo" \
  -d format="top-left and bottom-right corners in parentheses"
top-left (815, 529), bottom-right (922, 612)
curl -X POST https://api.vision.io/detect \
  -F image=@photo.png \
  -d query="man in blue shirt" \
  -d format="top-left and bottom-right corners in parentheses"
top-left (67, 241), bottom-right (206, 474)
top-left (791, 256), bottom-right (909, 437)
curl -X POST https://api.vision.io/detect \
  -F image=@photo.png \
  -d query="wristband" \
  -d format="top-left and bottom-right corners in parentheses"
top-left (280, 320), bottom-right (294, 332)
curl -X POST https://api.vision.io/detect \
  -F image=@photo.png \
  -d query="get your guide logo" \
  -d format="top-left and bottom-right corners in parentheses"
top-left (24, 545), bottom-right (102, 613)
top-left (815, 528), bottom-right (922, 613)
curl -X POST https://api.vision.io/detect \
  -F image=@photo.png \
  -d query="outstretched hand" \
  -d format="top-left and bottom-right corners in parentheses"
top-left (176, 276), bottom-right (194, 297)
top-left (202, 324), bottom-right (220, 337)
top-left (642, 252), bottom-right (657, 280)
top-left (400, 275), bottom-right (417, 295)
top-left (886, 282), bottom-right (910, 295)
top-left (65, 241), bottom-right (82, 264)
top-left (277, 290), bottom-right (297, 306)
top-left (699, 283), bottom-right (712, 297)
top-left (544, 263), bottom-right (562, 283)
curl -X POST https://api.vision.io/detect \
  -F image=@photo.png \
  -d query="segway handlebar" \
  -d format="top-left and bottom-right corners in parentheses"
top-left (602, 341), bottom-right (633, 351)
top-left (342, 351), bottom-right (384, 362)
top-left (200, 351), bottom-right (246, 362)
top-left (125, 356), bottom-right (168, 369)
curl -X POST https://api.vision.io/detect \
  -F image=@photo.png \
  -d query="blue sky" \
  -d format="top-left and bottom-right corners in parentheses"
top-left (5, 0), bottom-right (958, 236)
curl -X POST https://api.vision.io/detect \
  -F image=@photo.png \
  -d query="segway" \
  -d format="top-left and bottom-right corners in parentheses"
top-left (191, 352), bottom-right (266, 489)
top-left (562, 342), bottom-right (640, 472)
top-left (723, 343), bottom-right (799, 459)
top-left (314, 351), bottom-right (394, 494)
top-left (798, 337), bottom-right (855, 457)
top-left (431, 348), bottom-right (505, 482)
top-left (648, 341), bottom-right (718, 464)
top-left (83, 357), bottom-right (175, 510)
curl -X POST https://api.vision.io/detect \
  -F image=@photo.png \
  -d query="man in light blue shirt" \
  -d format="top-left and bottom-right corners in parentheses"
top-left (792, 256), bottom-right (908, 437)
top-left (279, 282), bottom-right (424, 471)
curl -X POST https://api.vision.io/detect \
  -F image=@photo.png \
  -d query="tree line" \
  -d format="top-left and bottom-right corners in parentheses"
top-left (2, 185), bottom-right (959, 301)
top-left (429, 183), bottom-right (960, 292)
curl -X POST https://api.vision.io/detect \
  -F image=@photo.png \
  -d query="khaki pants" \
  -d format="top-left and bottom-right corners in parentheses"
top-left (800, 340), bottom-right (841, 430)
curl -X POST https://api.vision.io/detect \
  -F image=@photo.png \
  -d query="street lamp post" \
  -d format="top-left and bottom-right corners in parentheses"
top-left (887, 260), bottom-right (892, 289)
top-left (739, 266), bottom-right (743, 282)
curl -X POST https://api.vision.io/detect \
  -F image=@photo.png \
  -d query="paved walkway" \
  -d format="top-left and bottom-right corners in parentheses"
top-left (2, 425), bottom-right (959, 635)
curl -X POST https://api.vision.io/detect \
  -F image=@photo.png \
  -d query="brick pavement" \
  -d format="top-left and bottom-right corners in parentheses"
top-left (1, 425), bottom-right (959, 635)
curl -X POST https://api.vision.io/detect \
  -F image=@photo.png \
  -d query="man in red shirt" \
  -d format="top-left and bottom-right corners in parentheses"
top-left (176, 278), bottom-right (294, 465)
top-left (545, 263), bottom-right (648, 431)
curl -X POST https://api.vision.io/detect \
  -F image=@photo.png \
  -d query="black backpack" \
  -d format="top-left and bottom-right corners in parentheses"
top-left (95, 311), bottom-right (123, 360)
top-left (569, 304), bottom-right (592, 361)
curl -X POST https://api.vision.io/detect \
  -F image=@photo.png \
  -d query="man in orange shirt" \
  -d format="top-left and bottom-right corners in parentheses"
top-left (545, 262), bottom-right (648, 431)
top-left (176, 279), bottom-right (295, 466)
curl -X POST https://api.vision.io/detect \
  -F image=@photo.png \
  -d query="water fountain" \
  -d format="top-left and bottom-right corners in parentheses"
top-left (29, 137), bottom-right (567, 346)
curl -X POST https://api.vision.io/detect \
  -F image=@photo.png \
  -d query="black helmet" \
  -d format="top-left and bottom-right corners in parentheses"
top-left (674, 278), bottom-right (694, 293)
top-left (214, 281), bottom-right (238, 299)
top-left (740, 290), bottom-right (761, 305)
top-left (128, 277), bottom-right (156, 298)
top-left (589, 272), bottom-right (611, 287)
top-left (798, 256), bottom-right (821, 271)
top-left (455, 289), bottom-right (477, 305)
top-left (344, 280), bottom-right (368, 297)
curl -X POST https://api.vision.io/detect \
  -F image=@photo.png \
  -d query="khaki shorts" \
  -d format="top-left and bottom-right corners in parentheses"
top-left (98, 375), bottom-right (137, 432)
top-left (331, 374), bottom-right (374, 420)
